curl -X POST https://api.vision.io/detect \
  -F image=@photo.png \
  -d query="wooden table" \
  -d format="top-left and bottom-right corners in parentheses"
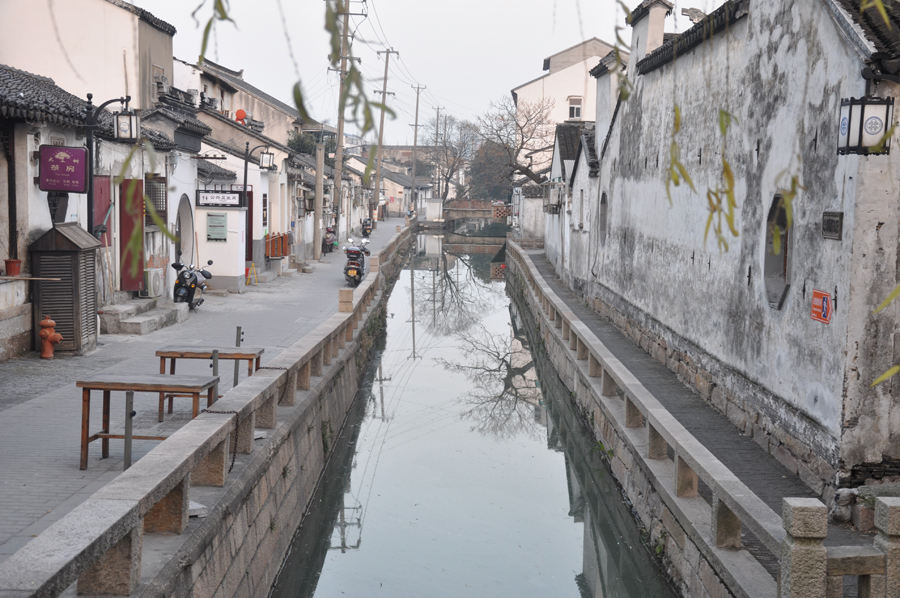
top-left (155, 346), bottom-right (265, 421)
top-left (76, 373), bottom-right (218, 470)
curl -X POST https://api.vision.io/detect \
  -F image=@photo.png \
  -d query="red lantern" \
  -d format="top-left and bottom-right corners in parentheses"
top-left (235, 109), bottom-right (247, 122)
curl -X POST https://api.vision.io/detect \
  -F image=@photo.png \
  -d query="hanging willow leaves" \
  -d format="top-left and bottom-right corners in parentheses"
top-left (665, 105), bottom-right (695, 201)
top-left (860, 0), bottom-right (892, 29)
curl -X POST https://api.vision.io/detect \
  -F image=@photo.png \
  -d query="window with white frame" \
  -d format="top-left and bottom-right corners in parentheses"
top-left (569, 97), bottom-right (582, 120)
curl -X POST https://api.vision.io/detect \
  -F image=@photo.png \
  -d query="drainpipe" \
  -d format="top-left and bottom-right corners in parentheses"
top-left (5, 120), bottom-right (17, 260)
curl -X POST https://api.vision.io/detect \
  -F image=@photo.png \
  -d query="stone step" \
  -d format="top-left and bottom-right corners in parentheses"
top-left (255, 269), bottom-right (277, 284)
top-left (99, 298), bottom-right (160, 333)
top-left (281, 268), bottom-right (298, 277)
top-left (116, 304), bottom-right (188, 335)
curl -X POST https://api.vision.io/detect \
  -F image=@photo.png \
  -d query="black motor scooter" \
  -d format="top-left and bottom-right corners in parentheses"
top-left (342, 238), bottom-right (370, 287)
top-left (172, 260), bottom-right (213, 310)
top-left (361, 218), bottom-right (373, 238)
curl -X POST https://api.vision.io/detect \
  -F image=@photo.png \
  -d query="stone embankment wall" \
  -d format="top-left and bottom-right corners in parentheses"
top-left (507, 241), bottom-right (900, 598)
top-left (0, 223), bottom-right (414, 598)
top-left (569, 280), bottom-right (837, 503)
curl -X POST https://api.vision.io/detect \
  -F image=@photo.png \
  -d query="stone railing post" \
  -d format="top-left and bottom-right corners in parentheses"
top-left (779, 497), bottom-right (827, 598)
top-left (875, 496), bottom-right (900, 597)
top-left (77, 524), bottom-right (143, 595)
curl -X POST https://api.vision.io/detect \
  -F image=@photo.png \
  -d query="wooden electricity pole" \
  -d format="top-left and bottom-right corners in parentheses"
top-left (373, 48), bottom-right (398, 221)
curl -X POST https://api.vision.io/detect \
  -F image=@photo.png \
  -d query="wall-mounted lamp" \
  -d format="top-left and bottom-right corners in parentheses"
top-left (837, 96), bottom-right (894, 155)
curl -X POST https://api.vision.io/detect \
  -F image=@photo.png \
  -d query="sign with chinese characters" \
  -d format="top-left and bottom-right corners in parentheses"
top-left (39, 145), bottom-right (87, 193)
top-left (811, 289), bottom-right (832, 324)
top-left (206, 213), bottom-right (227, 241)
top-left (197, 190), bottom-right (241, 207)
top-left (822, 212), bottom-right (843, 240)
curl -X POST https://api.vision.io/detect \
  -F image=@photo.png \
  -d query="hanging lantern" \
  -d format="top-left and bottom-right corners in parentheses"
top-left (259, 151), bottom-right (275, 169)
top-left (114, 110), bottom-right (140, 141)
top-left (837, 96), bottom-right (894, 155)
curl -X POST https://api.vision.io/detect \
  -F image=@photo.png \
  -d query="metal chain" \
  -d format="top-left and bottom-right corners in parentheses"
top-left (200, 408), bottom-right (239, 473)
top-left (258, 366), bottom-right (292, 406)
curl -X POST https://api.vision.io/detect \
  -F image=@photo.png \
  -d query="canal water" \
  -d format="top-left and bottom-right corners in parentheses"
top-left (270, 245), bottom-right (676, 598)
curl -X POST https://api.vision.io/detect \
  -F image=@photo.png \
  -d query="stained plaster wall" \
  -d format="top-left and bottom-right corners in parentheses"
top-left (0, 0), bottom-right (143, 109)
top-left (548, 0), bottom-right (898, 480)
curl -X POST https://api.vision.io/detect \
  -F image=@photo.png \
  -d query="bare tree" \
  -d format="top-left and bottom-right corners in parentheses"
top-left (426, 115), bottom-right (478, 200)
top-left (476, 96), bottom-right (555, 185)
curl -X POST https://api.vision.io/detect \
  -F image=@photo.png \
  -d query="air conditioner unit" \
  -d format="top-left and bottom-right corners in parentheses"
top-left (142, 268), bottom-right (165, 298)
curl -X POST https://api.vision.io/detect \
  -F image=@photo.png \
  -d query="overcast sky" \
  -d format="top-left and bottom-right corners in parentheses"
top-left (132, 0), bottom-right (723, 145)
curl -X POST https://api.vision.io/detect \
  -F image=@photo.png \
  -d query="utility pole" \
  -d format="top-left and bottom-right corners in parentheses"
top-left (433, 105), bottom-right (441, 199)
top-left (373, 49), bottom-right (398, 222)
top-left (333, 0), bottom-right (350, 240)
top-left (314, 142), bottom-right (324, 260)
top-left (409, 84), bottom-right (425, 215)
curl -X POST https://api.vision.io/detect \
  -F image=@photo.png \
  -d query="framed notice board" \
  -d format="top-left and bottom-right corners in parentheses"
top-left (207, 213), bottom-right (227, 241)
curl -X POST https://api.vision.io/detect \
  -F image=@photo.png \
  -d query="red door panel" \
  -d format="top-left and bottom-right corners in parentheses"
top-left (93, 176), bottom-right (113, 247)
top-left (119, 179), bottom-right (144, 291)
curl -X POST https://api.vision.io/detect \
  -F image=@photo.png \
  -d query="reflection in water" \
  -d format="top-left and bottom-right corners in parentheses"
top-left (435, 309), bottom-right (542, 440)
top-left (269, 244), bottom-right (675, 598)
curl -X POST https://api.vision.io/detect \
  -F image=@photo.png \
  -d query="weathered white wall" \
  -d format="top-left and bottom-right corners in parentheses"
top-left (548, 0), bottom-right (894, 470)
top-left (0, 0), bottom-right (149, 108)
top-left (514, 56), bottom-right (601, 124)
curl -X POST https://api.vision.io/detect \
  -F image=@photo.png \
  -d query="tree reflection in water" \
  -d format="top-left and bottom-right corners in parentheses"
top-left (435, 306), bottom-right (544, 440)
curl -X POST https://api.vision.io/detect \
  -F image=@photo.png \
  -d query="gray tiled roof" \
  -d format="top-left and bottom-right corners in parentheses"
top-left (197, 158), bottom-right (236, 181)
top-left (835, 0), bottom-right (900, 58)
top-left (195, 59), bottom-right (306, 123)
top-left (104, 0), bottom-right (176, 35)
top-left (556, 122), bottom-right (585, 164)
top-left (0, 63), bottom-right (175, 149)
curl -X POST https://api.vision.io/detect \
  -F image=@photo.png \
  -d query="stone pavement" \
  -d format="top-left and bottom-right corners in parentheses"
top-left (526, 252), bottom-right (870, 562)
top-left (0, 222), bottom-right (404, 564)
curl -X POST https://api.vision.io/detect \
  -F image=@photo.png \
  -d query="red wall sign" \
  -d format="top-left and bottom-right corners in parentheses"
top-left (39, 145), bottom-right (87, 193)
top-left (811, 289), bottom-right (832, 324)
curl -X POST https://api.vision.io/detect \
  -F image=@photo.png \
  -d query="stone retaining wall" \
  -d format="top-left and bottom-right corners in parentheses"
top-left (565, 273), bottom-right (838, 504)
top-left (0, 225), bottom-right (414, 598)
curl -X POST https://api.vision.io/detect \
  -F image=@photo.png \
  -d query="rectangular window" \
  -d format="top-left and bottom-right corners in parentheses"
top-left (144, 174), bottom-right (167, 225)
top-left (569, 97), bottom-right (582, 120)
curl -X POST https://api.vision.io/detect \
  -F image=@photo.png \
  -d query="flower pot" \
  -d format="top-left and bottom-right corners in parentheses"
top-left (4, 259), bottom-right (21, 277)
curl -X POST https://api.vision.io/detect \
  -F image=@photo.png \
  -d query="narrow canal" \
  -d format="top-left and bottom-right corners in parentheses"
top-left (270, 241), bottom-right (676, 598)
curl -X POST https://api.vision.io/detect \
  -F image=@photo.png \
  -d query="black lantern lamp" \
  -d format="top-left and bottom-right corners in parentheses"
top-left (114, 103), bottom-right (140, 141)
top-left (258, 151), bottom-right (275, 170)
top-left (837, 96), bottom-right (894, 155)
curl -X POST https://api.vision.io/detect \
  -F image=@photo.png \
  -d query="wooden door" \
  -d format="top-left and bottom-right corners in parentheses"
top-left (93, 176), bottom-right (113, 246)
top-left (119, 179), bottom-right (144, 291)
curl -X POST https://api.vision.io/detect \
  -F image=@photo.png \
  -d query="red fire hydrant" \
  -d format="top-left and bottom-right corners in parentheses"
top-left (39, 316), bottom-right (63, 360)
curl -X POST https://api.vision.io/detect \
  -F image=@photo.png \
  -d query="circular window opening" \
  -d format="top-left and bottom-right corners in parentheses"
top-left (764, 194), bottom-right (791, 309)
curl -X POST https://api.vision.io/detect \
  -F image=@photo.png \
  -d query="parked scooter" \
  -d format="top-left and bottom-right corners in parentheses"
top-left (361, 218), bottom-right (373, 238)
top-left (322, 227), bottom-right (337, 254)
top-left (171, 260), bottom-right (213, 310)
top-left (342, 237), bottom-right (371, 287)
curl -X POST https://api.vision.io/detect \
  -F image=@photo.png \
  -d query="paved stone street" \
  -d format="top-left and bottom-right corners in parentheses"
top-left (0, 223), bottom-right (402, 563)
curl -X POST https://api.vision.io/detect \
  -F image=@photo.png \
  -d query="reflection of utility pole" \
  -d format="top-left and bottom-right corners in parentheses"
top-left (432, 270), bottom-right (436, 325)
top-left (375, 364), bottom-right (391, 420)
top-left (331, 486), bottom-right (362, 553)
top-left (410, 263), bottom-right (418, 359)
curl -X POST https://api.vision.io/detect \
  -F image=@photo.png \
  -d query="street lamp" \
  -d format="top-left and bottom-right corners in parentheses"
top-left (242, 142), bottom-right (275, 260)
top-left (84, 93), bottom-right (134, 236)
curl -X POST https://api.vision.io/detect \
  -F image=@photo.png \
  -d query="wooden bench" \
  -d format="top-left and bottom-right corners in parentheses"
top-left (76, 374), bottom-right (218, 470)
top-left (155, 346), bottom-right (265, 421)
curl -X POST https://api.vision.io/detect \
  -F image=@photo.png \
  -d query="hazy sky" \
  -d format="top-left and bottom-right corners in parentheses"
top-left (132, 0), bottom-right (722, 145)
